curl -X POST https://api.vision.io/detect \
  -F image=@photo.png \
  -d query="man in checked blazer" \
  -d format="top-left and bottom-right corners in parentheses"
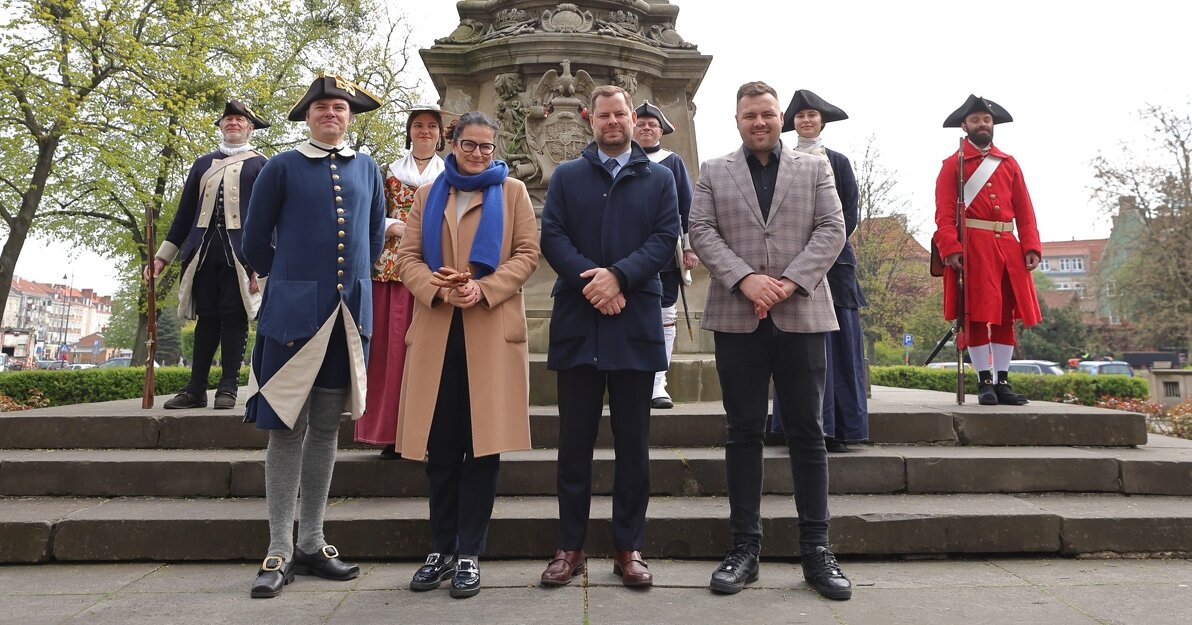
top-left (689, 81), bottom-right (852, 601)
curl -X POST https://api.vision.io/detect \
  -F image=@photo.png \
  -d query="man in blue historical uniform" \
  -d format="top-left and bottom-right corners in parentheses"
top-left (539, 85), bottom-right (679, 589)
top-left (241, 74), bottom-right (386, 599)
top-left (146, 101), bottom-right (268, 410)
top-left (632, 100), bottom-right (698, 409)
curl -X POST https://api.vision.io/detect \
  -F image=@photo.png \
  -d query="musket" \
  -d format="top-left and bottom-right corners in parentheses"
top-left (142, 214), bottom-right (157, 409)
top-left (953, 137), bottom-right (967, 405)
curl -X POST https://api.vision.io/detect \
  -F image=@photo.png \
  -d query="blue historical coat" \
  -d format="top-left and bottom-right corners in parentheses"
top-left (241, 143), bottom-right (385, 429)
top-left (824, 149), bottom-right (866, 309)
top-left (540, 141), bottom-right (680, 373)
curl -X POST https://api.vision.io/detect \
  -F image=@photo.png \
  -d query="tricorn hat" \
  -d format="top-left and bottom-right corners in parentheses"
top-left (781, 89), bottom-right (848, 132)
top-left (942, 94), bottom-right (1013, 128)
top-left (288, 73), bottom-right (382, 122)
top-left (400, 103), bottom-right (447, 150)
top-left (214, 100), bottom-right (270, 129)
top-left (634, 100), bottom-right (675, 135)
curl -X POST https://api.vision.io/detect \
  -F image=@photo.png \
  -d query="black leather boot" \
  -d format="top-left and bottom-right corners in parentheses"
top-left (995, 371), bottom-right (1030, 405)
top-left (977, 370), bottom-right (998, 405)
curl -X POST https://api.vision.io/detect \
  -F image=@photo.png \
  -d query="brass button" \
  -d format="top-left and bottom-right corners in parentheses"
top-left (995, 233), bottom-right (1002, 239)
top-left (994, 205), bottom-right (1001, 210)
top-left (990, 194), bottom-right (997, 199)
top-left (337, 256), bottom-right (344, 264)
top-left (330, 164), bottom-right (337, 170)
top-left (332, 174), bottom-right (340, 180)
top-left (337, 270), bottom-right (344, 277)
top-left (337, 218), bottom-right (344, 224)
top-left (335, 196), bottom-right (343, 203)
top-left (334, 185), bottom-right (341, 191)
top-left (337, 208), bottom-right (344, 214)
top-left (337, 243), bottom-right (345, 250)
top-left (336, 283), bottom-right (344, 291)
top-left (286, 341), bottom-right (294, 347)
top-left (986, 182), bottom-right (992, 188)
top-left (338, 230), bottom-right (345, 237)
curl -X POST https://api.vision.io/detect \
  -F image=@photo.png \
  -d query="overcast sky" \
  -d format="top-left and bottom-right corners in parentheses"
top-left (16, 0), bottom-right (1190, 295)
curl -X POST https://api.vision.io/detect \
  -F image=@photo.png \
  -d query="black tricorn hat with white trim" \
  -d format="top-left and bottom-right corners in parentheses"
top-left (942, 94), bottom-right (1013, 127)
top-left (214, 100), bottom-right (270, 129)
top-left (634, 100), bottom-right (675, 135)
top-left (781, 89), bottom-right (848, 132)
top-left (288, 73), bottom-right (382, 122)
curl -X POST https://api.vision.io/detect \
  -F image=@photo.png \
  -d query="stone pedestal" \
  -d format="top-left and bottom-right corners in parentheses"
top-left (420, 1), bottom-right (713, 353)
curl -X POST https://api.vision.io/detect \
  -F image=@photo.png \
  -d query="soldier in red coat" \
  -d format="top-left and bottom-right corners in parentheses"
top-left (933, 95), bottom-right (1042, 406)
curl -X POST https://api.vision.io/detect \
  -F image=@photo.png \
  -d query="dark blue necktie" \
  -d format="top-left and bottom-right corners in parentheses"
top-left (604, 157), bottom-right (619, 177)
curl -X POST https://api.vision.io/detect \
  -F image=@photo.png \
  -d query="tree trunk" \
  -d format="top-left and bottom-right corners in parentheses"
top-left (0, 137), bottom-right (60, 323)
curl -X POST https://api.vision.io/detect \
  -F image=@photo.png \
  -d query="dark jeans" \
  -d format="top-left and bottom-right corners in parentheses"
top-left (427, 309), bottom-right (500, 556)
top-left (715, 318), bottom-right (830, 550)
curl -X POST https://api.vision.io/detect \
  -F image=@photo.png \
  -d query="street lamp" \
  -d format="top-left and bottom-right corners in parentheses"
top-left (60, 272), bottom-right (74, 359)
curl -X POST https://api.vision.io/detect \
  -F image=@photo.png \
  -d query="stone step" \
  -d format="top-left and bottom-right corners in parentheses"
top-left (0, 387), bottom-right (1148, 450)
top-left (3, 440), bottom-right (1189, 499)
top-left (5, 493), bottom-right (1191, 563)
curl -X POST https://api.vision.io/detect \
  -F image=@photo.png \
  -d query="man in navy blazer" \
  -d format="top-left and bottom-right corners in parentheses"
top-left (539, 85), bottom-right (679, 589)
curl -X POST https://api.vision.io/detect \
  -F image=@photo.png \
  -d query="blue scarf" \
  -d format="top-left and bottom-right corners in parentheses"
top-left (421, 154), bottom-right (508, 278)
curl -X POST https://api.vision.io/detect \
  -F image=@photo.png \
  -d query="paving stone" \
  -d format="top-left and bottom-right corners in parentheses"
top-left (1023, 494), bottom-right (1192, 554)
top-left (993, 557), bottom-right (1192, 586)
top-left (62, 590), bottom-right (344, 625)
top-left (953, 406), bottom-right (1146, 446)
top-left (0, 414), bottom-right (159, 449)
top-left (825, 586), bottom-right (1099, 625)
top-left (0, 594), bottom-right (102, 625)
top-left (1087, 445), bottom-right (1192, 495)
top-left (0, 498), bottom-right (106, 562)
top-left (328, 587), bottom-right (582, 625)
top-left (1042, 583), bottom-right (1192, 625)
top-left (0, 450), bottom-right (246, 497)
top-left (0, 562), bottom-right (160, 594)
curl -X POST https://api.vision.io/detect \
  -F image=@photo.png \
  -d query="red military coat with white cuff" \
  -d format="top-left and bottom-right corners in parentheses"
top-left (933, 140), bottom-right (1043, 328)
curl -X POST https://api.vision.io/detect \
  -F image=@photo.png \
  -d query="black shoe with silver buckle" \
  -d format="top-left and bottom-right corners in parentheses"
top-left (709, 544), bottom-right (760, 594)
top-left (250, 555), bottom-right (294, 598)
top-left (410, 553), bottom-right (456, 591)
top-left (801, 546), bottom-right (852, 600)
top-left (449, 558), bottom-right (481, 598)
top-left (292, 545), bottom-right (360, 581)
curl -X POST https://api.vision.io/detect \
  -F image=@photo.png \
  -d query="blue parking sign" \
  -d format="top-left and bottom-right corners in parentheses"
top-left (903, 334), bottom-right (914, 347)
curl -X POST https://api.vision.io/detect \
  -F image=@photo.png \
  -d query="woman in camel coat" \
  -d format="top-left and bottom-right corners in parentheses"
top-left (394, 111), bottom-right (540, 598)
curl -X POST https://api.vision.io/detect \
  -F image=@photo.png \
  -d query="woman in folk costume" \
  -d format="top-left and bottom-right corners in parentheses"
top-left (354, 104), bottom-right (448, 459)
top-left (394, 112), bottom-right (540, 598)
top-left (771, 90), bottom-right (869, 452)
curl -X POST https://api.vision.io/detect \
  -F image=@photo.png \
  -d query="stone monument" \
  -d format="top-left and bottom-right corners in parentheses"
top-left (421, 0), bottom-right (713, 353)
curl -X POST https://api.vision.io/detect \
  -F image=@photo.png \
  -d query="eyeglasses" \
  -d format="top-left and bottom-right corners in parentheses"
top-left (456, 139), bottom-right (497, 155)
top-left (634, 121), bottom-right (661, 130)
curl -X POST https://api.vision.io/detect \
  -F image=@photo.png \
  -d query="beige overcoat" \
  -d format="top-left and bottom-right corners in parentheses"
top-left (394, 177), bottom-right (540, 460)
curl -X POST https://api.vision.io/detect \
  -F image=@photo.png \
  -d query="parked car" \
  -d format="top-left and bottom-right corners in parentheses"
top-left (1076, 360), bottom-right (1135, 377)
top-left (1007, 360), bottom-right (1065, 375)
top-left (34, 359), bottom-right (69, 370)
top-left (925, 361), bottom-right (974, 371)
top-left (68, 363), bottom-right (96, 370)
top-left (95, 357), bottom-right (161, 368)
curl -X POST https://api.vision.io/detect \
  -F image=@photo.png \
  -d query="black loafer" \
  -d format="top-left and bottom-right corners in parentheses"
top-left (410, 552), bottom-right (456, 591)
top-left (995, 383), bottom-right (1030, 405)
top-left (250, 556), bottom-right (294, 598)
top-left (449, 558), bottom-right (481, 598)
top-left (977, 383), bottom-right (998, 405)
top-left (163, 390), bottom-right (206, 409)
top-left (801, 546), bottom-right (852, 600)
top-left (709, 544), bottom-right (760, 594)
top-left (651, 396), bottom-right (674, 409)
top-left (825, 438), bottom-right (849, 453)
top-left (292, 545), bottom-right (360, 581)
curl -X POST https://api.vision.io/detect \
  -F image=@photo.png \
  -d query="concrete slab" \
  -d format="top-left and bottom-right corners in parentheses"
top-left (994, 557), bottom-right (1192, 586)
top-left (0, 561), bottom-right (159, 594)
top-left (0, 594), bottom-right (103, 625)
top-left (1022, 494), bottom-right (1192, 554)
top-left (63, 590), bottom-right (344, 625)
top-left (329, 587), bottom-right (581, 625)
top-left (1044, 583), bottom-right (1192, 625)
top-left (826, 586), bottom-right (1099, 624)
top-left (897, 446), bottom-right (1121, 493)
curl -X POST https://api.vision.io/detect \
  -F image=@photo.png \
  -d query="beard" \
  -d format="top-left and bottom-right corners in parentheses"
top-left (967, 128), bottom-right (993, 147)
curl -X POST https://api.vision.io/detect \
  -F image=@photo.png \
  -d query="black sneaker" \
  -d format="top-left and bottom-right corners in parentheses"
top-left (709, 544), bottom-right (760, 594)
top-left (449, 558), bottom-right (481, 598)
top-left (801, 546), bottom-right (852, 600)
top-left (163, 390), bottom-right (207, 409)
top-left (410, 553), bottom-right (456, 591)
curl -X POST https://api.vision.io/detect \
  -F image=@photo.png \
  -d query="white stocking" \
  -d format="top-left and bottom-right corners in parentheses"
top-left (653, 305), bottom-right (678, 399)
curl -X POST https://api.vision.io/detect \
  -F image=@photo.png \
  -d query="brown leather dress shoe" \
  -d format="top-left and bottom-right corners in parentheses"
top-left (540, 549), bottom-right (586, 586)
top-left (613, 550), bottom-right (653, 587)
